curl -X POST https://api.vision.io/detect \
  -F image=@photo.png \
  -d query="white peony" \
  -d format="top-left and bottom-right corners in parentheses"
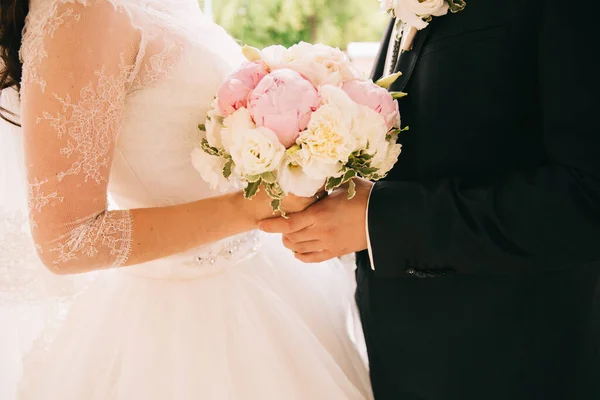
top-left (191, 148), bottom-right (231, 192)
top-left (297, 102), bottom-right (356, 179)
top-left (220, 107), bottom-right (256, 154)
top-left (392, 0), bottom-right (449, 30)
top-left (318, 84), bottom-right (359, 111)
top-left (229, 126), bottom-right (286, 176)
top-left (286, 42), bottom-right (362, 86)
top-left (278, 150), bottom-right (325, 197)
top-left (373, 142), bottom-right (402, 176)
top-left (352, 105), bottom-right (390, 163)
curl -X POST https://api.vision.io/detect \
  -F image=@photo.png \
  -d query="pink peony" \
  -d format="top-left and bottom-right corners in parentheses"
top-left (217, 61), bottom-right (269, 116)
top-left (248, 69), bottom-right (320, 149)
top-left (342, 80), bottom-right (400, 130)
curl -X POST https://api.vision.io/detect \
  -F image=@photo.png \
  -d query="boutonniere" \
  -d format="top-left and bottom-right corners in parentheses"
top-left (380, 0), bottom-right (466, 51)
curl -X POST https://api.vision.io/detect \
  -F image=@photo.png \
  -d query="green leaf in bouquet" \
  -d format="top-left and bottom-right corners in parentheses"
top-left (200, 138), bottom-right (221, 157)
top-left (390, 92), bottom-right (408, 99)
top-left (375, 72), bottom-right (402, 89)
top-left (198, 123), bottom-right (206, 132)
top-left (245, 174), bottom-right (262, 183)
top-left (261, 171), bottom-right (277, 184)
top-left (264, 181), bottom-right (284, 199)
top-left (263, 182), bottom-right (286, 217)
top-left (271, 198), bottom-right (284, 217)
top-left (243, 179), bottom-right (262, 199)
top-left (342, 169), bottom-right (356, 184)
top-left (222, 159), bottom-right (234, 179)
top-left (325, 176), bottom-right (344, 191)
top-left (387, 126), bottom-right (408, 141)
top-left (286, 144), bottom-right (302, 155)
top-left (357, 166), bottom-right (380, 177)
top-left (347, 179), bottom-right (356, 200)
top-left (448, 0), bottom-right (467, 13)
top-left (347, 152), bottom-right (373, 171)
top-left (360, 152), bottom-right (374, 162)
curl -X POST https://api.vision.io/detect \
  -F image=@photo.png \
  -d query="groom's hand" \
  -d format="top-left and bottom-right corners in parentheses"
top-left (258, 179), bottom-right (374, 263)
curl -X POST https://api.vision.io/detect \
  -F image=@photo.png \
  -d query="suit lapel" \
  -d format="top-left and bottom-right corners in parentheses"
top-left (370, 19), bottom-right (395, 81)
top-left (389, 25), bottom-right (433, 92)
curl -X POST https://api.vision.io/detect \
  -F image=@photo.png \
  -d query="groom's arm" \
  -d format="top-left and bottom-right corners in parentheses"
top-left (368, 0), bottom-right (600, 277)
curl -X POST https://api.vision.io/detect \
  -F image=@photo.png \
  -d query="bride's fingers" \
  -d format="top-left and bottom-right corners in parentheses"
top-left (282, 237), bottom-right (324, 254)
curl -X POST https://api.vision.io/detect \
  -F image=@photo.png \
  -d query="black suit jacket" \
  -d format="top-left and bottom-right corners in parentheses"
top-left (356, 1), bottom-right (600, 399)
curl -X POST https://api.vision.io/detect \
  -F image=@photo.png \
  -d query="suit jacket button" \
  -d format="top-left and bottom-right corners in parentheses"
top-left (406, 268), bottom-right (416, 275)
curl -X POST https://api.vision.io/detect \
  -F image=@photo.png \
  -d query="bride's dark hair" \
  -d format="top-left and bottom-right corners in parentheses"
top-left (0, 0), bottom-right (29, 126)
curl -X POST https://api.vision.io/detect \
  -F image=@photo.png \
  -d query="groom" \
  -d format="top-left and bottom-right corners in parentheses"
top-left (260, 1), bottom-right (600, 399)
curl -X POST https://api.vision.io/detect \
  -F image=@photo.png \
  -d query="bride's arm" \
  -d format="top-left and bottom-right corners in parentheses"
top-left (20, 1), bottom-right (287, 275)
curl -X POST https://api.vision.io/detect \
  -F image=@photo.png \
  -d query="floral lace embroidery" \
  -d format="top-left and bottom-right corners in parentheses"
top-left (20, 0), bottom-right (186, 271)
top-left (48, 211), bottom-right (133, 270)
top-left (21, 1), bottom-right (82, 92)
top-left (131, 44), bottom-right (183, 90)
top-left (27, 178), bottom-right (64, 214)
top-left (37, 62), bottom-right (134, 184)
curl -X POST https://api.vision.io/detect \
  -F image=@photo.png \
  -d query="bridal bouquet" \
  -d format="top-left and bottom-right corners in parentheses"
top-left (192, 42), bottom-right (405, 213)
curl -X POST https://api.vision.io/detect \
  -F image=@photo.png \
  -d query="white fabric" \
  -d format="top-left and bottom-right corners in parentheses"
top-left (0, 0), bottom-right (373, 398)
top-left (366, 185), bottom-right (377, 270)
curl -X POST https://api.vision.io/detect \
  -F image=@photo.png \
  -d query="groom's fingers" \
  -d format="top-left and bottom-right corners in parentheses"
top-left (282, 237), bottom-right (324, 254)
top-left (283, 227), bottom-right (317, 244)
top-left (295, 250), bottom-right (335, 264)
top-left (259, 211), bottom-right (315, 234)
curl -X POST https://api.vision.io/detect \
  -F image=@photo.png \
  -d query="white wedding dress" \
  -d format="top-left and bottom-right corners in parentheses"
top-left (0, 0), bottom-right (372, 398)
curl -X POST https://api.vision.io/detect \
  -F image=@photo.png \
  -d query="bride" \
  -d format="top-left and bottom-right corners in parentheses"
top-left (0, 0), bottom-right (373, 398)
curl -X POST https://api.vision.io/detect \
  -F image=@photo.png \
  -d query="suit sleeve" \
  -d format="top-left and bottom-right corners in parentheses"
top-left (367, 0), bottom-right (600, 277)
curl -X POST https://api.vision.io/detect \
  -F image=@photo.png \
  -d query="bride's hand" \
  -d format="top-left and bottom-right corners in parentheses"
top-left (243, 186), bottom-right (325, 224)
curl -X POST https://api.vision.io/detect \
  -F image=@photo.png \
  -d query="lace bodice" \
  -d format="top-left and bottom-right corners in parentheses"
top-left (19, 0), bottom-right (246, 275)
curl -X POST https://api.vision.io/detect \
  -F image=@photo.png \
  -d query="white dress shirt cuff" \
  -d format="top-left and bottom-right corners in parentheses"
top-left (365, 184), bottom-right (376, 270)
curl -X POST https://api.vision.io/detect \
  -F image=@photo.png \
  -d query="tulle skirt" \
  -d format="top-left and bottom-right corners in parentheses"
top-left (17, 234), bottom-right (373, 399)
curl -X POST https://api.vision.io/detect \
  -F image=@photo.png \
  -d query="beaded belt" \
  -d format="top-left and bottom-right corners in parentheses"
top-left (195, 231), bottom-right (261, 266)
top-left (124, 231), bottom-right (263, 280)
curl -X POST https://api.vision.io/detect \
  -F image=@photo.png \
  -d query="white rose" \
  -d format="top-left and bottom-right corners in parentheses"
top-left (287, 42), bottom-right (361, 86)
top-left (229, 126), bottom-right (286, 176)
top-left (373, 142), bottom-right (402, 176)
top-left (221, 107), bottom-right (256, 153)
top-left (191, 148), bottom-right (231, 192)
top-left (352, 105), bottom-right (389, 162)
top-left (393, 0), bottom-right (449, 30)
top-left (278, 151), bottom-right (325, 197)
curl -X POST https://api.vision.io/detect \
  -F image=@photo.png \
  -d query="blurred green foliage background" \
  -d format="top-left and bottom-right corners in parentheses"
top-left (199, 0), bottom-right (387, 49)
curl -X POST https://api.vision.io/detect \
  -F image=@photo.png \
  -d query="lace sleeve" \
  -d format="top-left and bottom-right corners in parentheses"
top-left (21, 0), bottom-right (141, 273)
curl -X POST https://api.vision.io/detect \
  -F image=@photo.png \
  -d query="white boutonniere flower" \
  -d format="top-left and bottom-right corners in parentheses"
top-left (380, 0), bottom-right (466, 50)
